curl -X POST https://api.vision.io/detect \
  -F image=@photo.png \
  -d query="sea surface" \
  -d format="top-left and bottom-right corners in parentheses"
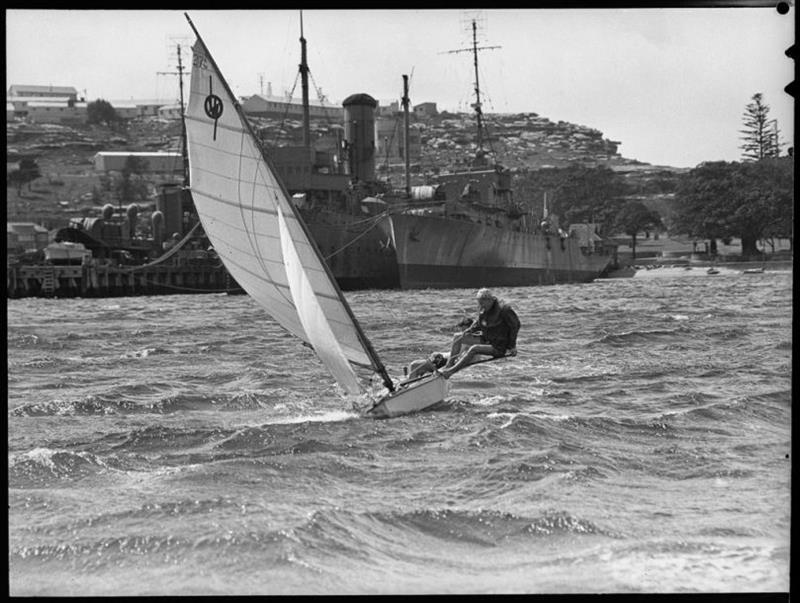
top-left (8, 268), bottom-right (791, 595)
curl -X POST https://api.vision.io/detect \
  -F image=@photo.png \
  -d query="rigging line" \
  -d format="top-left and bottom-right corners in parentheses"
top-left (126, 276), bottom-right (235, 294)
top-left (307, 71), bottom-right (338, 130)
top-left (118, 221), bottom-right (202, 273)
top-left (280, 73), bottom-right (301, 133)
top-left (323, 214), bottom-right (387, 260)
top-left (341, 211), bottom-right (393, 227)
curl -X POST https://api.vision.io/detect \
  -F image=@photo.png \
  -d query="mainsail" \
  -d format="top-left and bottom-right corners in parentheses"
top-left (183, 15), bottom-right (392, 394)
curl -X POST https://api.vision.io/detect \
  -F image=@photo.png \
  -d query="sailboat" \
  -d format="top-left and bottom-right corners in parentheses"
top-left (183, 14), bottom-right (447, 419)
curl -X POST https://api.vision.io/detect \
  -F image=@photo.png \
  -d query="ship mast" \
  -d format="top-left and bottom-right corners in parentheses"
top-left (402, 74), bottom-right (411, 196)
top-left (444, 17), bottom-right (500, 157)
top-left (177, 45), bottom-right (189, 186)
top-left (299, 10), bottom-right (311, 148)
top-left (158, 43), bottom-right (190, 186)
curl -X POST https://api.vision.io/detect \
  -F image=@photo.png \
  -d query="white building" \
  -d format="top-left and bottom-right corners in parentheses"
top-left (157, 104), bottom-right (183, 120)
top-left (7, 85), bottom-right (79, 100)
top-left (241, 94), bottom-right (341, 120)
top-left (23, 101), bottom-right (88, 124)
top-left (92, 152), bottom-right (183, 174)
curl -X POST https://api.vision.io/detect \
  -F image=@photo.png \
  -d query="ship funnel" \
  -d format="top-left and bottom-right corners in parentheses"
top-left (126, 204), bottom-right (138, 239)
top-left (152, 210), bottom-right (164, 249)
top-left (342, 93), bottom-right (377, 182)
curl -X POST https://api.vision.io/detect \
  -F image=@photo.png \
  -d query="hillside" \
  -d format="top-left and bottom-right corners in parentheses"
top-left (6, 111), bottom-right (682, 231)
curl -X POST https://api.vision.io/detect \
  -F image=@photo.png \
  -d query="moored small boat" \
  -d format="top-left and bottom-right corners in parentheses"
top-left (43, 241), bottom-right (92, 265)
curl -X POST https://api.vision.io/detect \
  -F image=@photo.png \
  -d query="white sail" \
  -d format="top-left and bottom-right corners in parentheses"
top-left (277, 206), bottom-right (362, 394)
top-left (184, 30), bottom-right (377, 386)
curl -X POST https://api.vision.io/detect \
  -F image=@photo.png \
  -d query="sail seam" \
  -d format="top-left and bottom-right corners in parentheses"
top-left (191, 202), bottom-right (331, 279)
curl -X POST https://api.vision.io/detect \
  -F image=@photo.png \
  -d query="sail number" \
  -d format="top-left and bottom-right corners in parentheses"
top-left (193, 53), bottom-right (209, 69)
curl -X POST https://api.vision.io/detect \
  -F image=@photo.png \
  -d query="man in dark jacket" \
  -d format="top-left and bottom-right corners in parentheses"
top-left (440, 288), bottom-right (520, 379)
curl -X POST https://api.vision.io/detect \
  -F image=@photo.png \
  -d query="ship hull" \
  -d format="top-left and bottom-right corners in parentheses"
top-left (304, 210), bottom-right (400, 290)
top-left (384, 214), bottom-right (613, 289)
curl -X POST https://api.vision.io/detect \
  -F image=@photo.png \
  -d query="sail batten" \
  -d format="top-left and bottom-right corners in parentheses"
top-left (184, 16), bottom-right (390, 390)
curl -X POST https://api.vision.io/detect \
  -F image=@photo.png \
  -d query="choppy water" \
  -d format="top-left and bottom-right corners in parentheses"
top-left (8, 269), bottom-right (791, 595)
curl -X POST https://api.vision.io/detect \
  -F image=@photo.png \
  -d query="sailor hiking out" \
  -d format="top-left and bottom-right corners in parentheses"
top-left (439, 288), bottom-right (520, 379)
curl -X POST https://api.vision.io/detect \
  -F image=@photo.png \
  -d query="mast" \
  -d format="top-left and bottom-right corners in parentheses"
top-left (184, 13), bottom-right (395, 393)
top-left (444, 17), bottom-right (500, 157)
top-left (469, 21), bottom-right (484, 152)
top-left (158, 42), bottom-right (190, 186)
top-left (299, 10), bottom-right (311, 148)
top-left (177, 45), bottom-right (189, 186)
top-left (402, 74), bottom-right (411, 196)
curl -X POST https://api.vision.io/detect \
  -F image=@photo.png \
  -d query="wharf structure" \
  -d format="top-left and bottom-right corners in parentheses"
top-left (7, 259), bottom-right (235, 299)
top-left (7, 186), bottom-right (241, 299)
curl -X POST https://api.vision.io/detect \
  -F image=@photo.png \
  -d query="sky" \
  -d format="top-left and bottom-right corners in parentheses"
top-left (5, 7), bottom-right (794, 168)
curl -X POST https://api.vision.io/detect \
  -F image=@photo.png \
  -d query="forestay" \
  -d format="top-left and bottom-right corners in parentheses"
top-left (184, 21), bottom-right (384, 393)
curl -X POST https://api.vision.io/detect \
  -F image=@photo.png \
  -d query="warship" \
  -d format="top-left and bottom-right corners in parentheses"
top-left (379, 19), bottom-right (617, 289)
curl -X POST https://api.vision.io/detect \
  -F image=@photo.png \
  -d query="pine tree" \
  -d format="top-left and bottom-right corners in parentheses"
top-left (739, 93), bottom-right (782, 160)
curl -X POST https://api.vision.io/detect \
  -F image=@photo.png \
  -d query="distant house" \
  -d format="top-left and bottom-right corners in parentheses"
top-left (8, 84), bottom-right (79, 101)
top-left (92, 151), bottom-right (183, 174)
top-left (241, 94), bottom-right (341, 120)
top-left (7, 222), bottom-right (50, 254)
top-left (109, 99), bottom-right (175, 118)
top-left (157, 104), bottom-right (183, 120)
top-left (135, 102), bottom-right (165, 117)
top-left (24, 100), bottom-right (88, 124)
top-left (413, 102), bottom-right (438, 118)
top-left (7, 84), bottom-right (87, 123)
top-left (111, 103), bottom-right (140, 120)
top-left (377, 101), bottom-right (400, 117)
top-left (8, 96), bottom-right (74, 111)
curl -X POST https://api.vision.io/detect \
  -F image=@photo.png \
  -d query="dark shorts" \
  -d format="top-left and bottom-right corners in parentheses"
top-left (490, 345), bottom-right (507, 358)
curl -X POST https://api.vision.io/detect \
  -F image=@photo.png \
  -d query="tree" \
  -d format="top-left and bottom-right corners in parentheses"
top-left (672, 157), bottom-right (793, 257)
top-left (513, 165), bottom-right (627, 234)
top-left (113, 155), bottom-right (150, 208)
top-left (87, 99), bottom-right (119, 125)
top-left (740, 93), bottom-right (782, 160)
top-left (614, 201), bottom-right (663, 259)
top-left (7, 158), bottom-right (41, 194)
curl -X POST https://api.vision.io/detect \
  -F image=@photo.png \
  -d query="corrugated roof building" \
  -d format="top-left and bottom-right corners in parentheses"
top-left (8, 85), bottom-right (79, 100)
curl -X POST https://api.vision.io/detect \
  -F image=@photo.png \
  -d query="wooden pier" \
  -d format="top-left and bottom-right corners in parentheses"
top-left (7, 260), bottom-right (241, 299)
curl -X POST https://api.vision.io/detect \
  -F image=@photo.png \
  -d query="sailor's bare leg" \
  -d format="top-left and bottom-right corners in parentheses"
top-left (444, 333), bottom-right (483, 368)
top-left (440, 344), bottom-right (496, 378)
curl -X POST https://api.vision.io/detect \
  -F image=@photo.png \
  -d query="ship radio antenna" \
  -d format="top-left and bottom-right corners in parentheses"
top-left (443, 17), bottom-right (500, 155)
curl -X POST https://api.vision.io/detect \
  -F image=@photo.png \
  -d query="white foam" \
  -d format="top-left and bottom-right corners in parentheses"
top-left (263, 409), bottom-right (359, 425)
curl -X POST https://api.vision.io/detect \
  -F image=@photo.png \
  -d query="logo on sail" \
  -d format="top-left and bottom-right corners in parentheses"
top-left (203, 76), bottom-right (224, 140)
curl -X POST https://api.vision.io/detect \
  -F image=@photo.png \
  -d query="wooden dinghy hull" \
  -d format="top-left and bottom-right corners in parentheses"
top-left (366, 373), bottom-right (449, 419)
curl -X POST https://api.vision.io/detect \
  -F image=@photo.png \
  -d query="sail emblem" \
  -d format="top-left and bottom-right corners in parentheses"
top-left (203, 76), bottom-right (224, 139)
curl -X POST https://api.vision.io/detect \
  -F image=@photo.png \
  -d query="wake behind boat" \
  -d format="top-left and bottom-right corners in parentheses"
top-left (183, 14), bottom-right (450, 419)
